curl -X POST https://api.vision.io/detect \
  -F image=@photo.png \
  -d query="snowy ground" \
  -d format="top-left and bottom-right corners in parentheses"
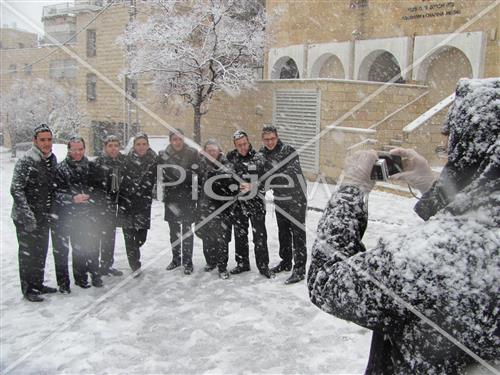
top-left (0, 150), bottom-right (422, 374)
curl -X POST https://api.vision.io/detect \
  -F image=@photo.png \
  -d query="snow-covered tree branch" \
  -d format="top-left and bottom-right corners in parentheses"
top-left (1, 78), bottom-right (89, 157)
top-left (119, 0), bottom-right (269, 143)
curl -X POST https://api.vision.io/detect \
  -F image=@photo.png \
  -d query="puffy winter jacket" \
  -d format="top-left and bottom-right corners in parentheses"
top-left (158, 144), bottom-right (198, 223)
top-left (307, 78), bottom-right (499, 374)
top-left (117, 149), bottom-right (157, 230)
top-left (226, 146), bottom-right (270, 217)
top-left (195, 153), bottom-right (237, 241)
top-left (260, 139), bottom-right (307, 217)
top-left (10, 146), bottom-right (57, 225)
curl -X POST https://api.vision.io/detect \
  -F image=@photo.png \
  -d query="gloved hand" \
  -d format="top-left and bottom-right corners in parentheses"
top-left (341, 150), bottom-right (378, 194)
top-left (389, 148), bottom-right (437, 194)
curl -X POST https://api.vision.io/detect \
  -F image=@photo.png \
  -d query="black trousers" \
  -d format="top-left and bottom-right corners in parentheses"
top-left (275, 209), bottom-right (307, 271)
top-left (233, 205), bottom-right (269, 271)
top-left (96, 210), bottom-right (118, 270)
top-left (52, 217), bottom-right (99, 285)
top-left (123, 228), bottom-right (148, 271)
top-left (15, 221), bottom-right (50, 295)
top-left (167, 219), bottom-right (194, 267)
top-left (202, 219), bottom-right (230, 271)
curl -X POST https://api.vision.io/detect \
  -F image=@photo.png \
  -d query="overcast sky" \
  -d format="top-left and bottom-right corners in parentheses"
top-left (1, 0), bottom-right (70, 35)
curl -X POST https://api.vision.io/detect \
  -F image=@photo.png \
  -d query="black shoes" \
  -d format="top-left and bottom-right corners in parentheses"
top-left (270, 262), bottom-right (292, 274)
top-left (204, 264), bottom-right (217, 272)
top-left (184, 266), bottom-right (193, 275)
top-left (101, 267), bottom-right (123, 277)
top-left (230, 264), bottom-right (250, 275)
top-left (218, 269), bottom-right (229, 279)
top-left (25, 293), bottom-right (44, 302)
top-left (259, 268), bottom-right (275, 279)
top-left (92, 278), bottom-right (104, 288)
top-left (166, 261), bottom-right (181, 271)
top-left (59, 285), bottom-right (71, 294)
top-left (284, 269), bottom-right (305, 285)
top-left (75, 281), bottom-right (91, 289)
top-left (38, 285), bottom-right (57, 294)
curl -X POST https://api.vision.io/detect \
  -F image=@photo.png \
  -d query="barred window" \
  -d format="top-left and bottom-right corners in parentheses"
top-left (87, 73), bottom-right (97, 101)
top-left (87, 29), bottom-right (96, 57)
top-left (125, 76), bottom-right (138, 99)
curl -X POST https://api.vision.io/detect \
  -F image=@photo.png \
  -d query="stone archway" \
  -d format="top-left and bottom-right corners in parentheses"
top-left (271, 56), bottom-right (300, 79)
top-left (423, 47), bottom-right (473, 102)
top-left (310, 54), bottom-right (345, 79)
top-left (358, 50), bottom-right (403, 83)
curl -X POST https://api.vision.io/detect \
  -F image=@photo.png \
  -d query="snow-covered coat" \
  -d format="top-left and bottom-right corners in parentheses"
top-left (226, 146), bottom-right (270, 217)
top-left (10, 146), bottom-right (57, 225)
top-left (158, 144), bottom-right (198, 223)
top-left (259, 139), bottom-right (307, 218)
top-left (117, 149), bottom-right (157, 230)
top-left (89, 153), bottom-right (125, 216)
top-left (52, 156), bottom-right (96, 222)
top-left (195, 153), bottom-right (237, 241)
top-left (307, 78), bottom-right (499, 374)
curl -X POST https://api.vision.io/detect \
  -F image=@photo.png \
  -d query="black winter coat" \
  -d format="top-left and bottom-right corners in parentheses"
top-left (53, 156), bottom-right (96, 223)
top-left (10, 146), bottom-right (57, 225)
top-left (89, 153), bottom-right (125, 215)
top-left (260, 140), bottom-right (307, 217)
top-left (195, 153), bottom-right (238, 241)
top-left (307, 78), bottom-right (499, 374)
top-left (158, 145), bottom-right (198, 223)
top-left (226, 147), bottom-right (270, 217)
top-left (117, 149), bottom-right (157, 230)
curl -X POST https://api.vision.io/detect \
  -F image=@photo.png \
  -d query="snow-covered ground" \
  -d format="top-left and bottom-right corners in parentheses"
top-left (0, 150), bottom-right (422, 374)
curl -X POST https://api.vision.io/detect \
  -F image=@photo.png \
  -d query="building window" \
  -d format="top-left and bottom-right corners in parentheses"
top-left (125, 76), bottom-right (138, 99)
top-left (350, 0), bottom-right (368, 8)
top-left (49, 59), bottom-right (77, 79)
top-left (87, 29), bottom-right (96, 57)
top-left (8, 64), bottom-right (17, 75)
top-left (87, 73), bottom-right (97, 101)
top-left (24, 64), bottom-right (32, 75)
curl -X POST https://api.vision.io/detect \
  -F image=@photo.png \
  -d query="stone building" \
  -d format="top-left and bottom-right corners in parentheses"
top-left (1, 0), bottom-right (498, 182)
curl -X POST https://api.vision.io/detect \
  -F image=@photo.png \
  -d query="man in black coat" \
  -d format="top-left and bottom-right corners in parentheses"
top-left (90, 135), bottom-right (125, 277)
top-left (117, 133), bottom-right (157, 275)
top-left (52, 136), bottom-right (103, 290)
top-left (227, 130), bottom-right (273, 278)
top-left (196, 139), bottom-right (237, 279)
top-left (11, 124), bottom-right (58, 302)
top-left (260, 125), bottom-right (307, 284)
top-left (159, 129), bottom-right (198, 275)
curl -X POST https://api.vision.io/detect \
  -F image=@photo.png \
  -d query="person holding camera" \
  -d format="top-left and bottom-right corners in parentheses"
top-left (226, 130), bottom-right (273, 279)
top-left (90, 135), bottom-right (125, 277)
top-left (195, 139), bottom-right (237, 280)
top-left (52, 136), bottom-right (102, 290)
top-left (159, 129), bottom-right (199, 275)
top-left (11, 124), bottom-right (58, 302)
top-left (307, 78), bottom-right (499, 373)
top-left (260, 125), bottom-right (307, 284)
top-left (117, 133), bottom-right (158, 276)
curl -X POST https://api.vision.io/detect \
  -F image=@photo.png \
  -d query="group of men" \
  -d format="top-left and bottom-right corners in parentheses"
top-left (11, 123), bottom-right (307, 302)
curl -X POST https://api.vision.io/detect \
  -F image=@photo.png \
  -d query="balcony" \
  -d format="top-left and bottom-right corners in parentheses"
top-left (42, 1), bottom-right (104, 19)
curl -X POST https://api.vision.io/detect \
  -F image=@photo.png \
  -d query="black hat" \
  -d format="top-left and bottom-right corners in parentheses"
top-left (169, 128), bottom-right (184, 140)
top-left (233, 130), bottom-right (248, 140)
top-left (133, 132), bottom-right (149, 143)
top-left (33, 124), bottom-right (52, 137)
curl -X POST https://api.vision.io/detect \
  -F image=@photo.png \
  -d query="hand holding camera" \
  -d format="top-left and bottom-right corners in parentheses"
top-left (341, 150), bottom-right (378, 193)
top-left (389, 148), bottom-right (437, 194)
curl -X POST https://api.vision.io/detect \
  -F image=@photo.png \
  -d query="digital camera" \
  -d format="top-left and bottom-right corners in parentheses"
top-left (370, 152), bottom-right (403, 181)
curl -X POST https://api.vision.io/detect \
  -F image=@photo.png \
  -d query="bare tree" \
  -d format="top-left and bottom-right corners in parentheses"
top-left (119, 0), bottom-right (268, 143)
top-left (1, 78), bottom-right (88, 157)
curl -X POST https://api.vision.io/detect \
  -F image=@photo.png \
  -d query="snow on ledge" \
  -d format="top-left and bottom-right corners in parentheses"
top-left (329, 126), bottom-right (377, 134)
top-left (403, 93), bottom-right (455, 133)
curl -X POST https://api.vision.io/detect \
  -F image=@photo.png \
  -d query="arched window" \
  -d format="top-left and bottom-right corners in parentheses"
top-left (279, 58), bottom-right (300, 79)
top-left (358, 50), bottom-right (403, 83)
